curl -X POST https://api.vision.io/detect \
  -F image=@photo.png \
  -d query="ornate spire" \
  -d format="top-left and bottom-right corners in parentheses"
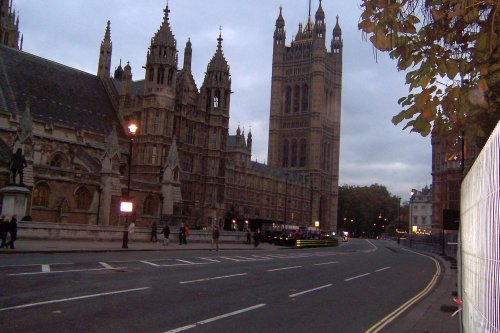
top-left (333, 15), bottom-right (342, 36)
top-left (315, 0), bottom-right (325, 22)
top-left (183, 38), bottom-right (192, 72)
top-left (97, 20), bottom-right (112, 78)
top-left (104, 20), bottom-right (111, 44)
top-left (206, 28), bottom-right (229, 73)
top-left (276, 6), bottom-right (285, 28)
top-left (217, 26), bottom-right (223, 51)
top-left (152, 2), bottom-right (176, 47)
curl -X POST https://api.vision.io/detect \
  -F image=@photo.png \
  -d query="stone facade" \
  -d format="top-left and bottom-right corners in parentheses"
top-left (267, 3), bottom-right (342, 231)
top-left (0, 2), bottom-right (342, 231)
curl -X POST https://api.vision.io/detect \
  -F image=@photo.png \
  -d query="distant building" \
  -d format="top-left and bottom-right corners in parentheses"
top-left (409, 186), bottom-right (432, 234)
top-left (431, 129), bottom-right (479, 234)
top-left (0, 2), bottom-right (342, 230)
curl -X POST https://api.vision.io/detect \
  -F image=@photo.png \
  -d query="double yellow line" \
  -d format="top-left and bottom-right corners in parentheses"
top-left (364, 249), bottom-right (442, 333)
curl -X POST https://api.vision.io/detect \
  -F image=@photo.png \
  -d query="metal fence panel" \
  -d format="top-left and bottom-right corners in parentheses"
top-left (461, 122), bottom-right (500, 333)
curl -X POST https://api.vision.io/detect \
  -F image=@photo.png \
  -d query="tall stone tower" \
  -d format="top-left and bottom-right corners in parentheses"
top-left (0, 0), bottom-right (21, 49)
top-left (267, 0), bottom-right (343, 231)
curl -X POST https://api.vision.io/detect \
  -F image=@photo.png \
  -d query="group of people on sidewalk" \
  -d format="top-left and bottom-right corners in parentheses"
top-left (148, 222), bottom-right (183, 247)
top-left (0, 214), bottom-right (17, 249)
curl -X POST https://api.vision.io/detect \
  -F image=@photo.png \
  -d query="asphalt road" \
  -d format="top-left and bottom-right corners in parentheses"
top-left (0, 239), bottom-right (438, 333)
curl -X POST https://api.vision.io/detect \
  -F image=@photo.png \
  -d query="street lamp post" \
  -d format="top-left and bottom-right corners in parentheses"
top-left (121, 123), bottom-right (138, 249)
top-left (409, 189), bottom-right (416, 248)
top-left (284, 173), bottom-right (289, 231)
top-left (96, 186), bottom-right (102, 225)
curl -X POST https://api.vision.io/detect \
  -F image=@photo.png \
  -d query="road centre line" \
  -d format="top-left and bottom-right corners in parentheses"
top-left (314, 261), bottom-right (339, 266)
top-left (289, 284), bottom-right (332, 298)
top-left (375, 266), bottom-right (391, 272)
top-left (9, 266), bottom-right (126, 276)
top-left (180, 273), bottom-right (248, 284)
top-left (164, 304), bottom-right (266, 333)
top-left (41, 264), bottom-right (51, 272)
top-left (344, 273), bottom-right (371, 282)
top-left (267, 266), bottom-right (302, 272)
top-left (0, 287), bottom-right (150, 312)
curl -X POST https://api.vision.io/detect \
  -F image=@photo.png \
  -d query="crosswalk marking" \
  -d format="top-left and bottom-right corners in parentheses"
top-left (176, 259), bottom-right (196, 264)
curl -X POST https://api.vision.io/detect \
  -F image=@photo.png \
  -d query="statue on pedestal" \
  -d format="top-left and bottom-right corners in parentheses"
top-left (10, 148), bottom-right (27, 185)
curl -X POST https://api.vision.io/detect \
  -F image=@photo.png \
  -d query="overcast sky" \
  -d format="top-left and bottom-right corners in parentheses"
top-left (13, 0), bottom-right (431, 201)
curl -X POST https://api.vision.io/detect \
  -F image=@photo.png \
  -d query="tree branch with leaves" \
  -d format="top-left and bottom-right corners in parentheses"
top-left (359, 0), bottom-right (499, 148)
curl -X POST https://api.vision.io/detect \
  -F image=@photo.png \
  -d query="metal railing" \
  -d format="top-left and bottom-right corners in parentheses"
top-left (460, 122), bottom-right (500, 333)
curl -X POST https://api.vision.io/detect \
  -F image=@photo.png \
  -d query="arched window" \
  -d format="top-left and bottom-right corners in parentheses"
top-left (302, 84), bottom-right (309, 112)
top-left (300, 139), bottom-right (307, 167)
top-left (326, 143), bottom-right (331, 171)
top-left (149, 68), bottom-right (154, 81)
top-left (152, 145), bottom-right (158, 165)
top-left (293, 85), bottom-right (300, 112)
top-left (50, 153), bottom-right (67, 168)
top-left (224, 91), bottom-right (229, 109)
top-left (285, 86), bottom-right (292, 113)
top-left (157, 66), bottom-right (165, 84)
top-left (143, 195), bottom-right (157, 216)
top-left (282, 140), bottom-right (289, 167)
top-left (75, 187), bottom-right (92, 210)
top-left (206, 89), bottom-right (212, 110)
top-left (214, 89), bottom-right (221, 108)
top-left (33, 182), bottom-right (50, 207)
top-left (291, 139), bottom-right (298, 167)
top-left (167, 68), bottom-right (174, 86)
top-left (154, 112), bottom-right (160, 134)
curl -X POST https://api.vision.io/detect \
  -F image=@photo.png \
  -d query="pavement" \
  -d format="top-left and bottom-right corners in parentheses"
top-left (0, 238), bottom-right (461, 332)
top-left (0, 238), bottom-right (276, 253)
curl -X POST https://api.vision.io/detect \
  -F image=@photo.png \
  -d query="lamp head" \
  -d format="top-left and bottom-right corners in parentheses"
top-left (128, 123), bottom-right (138, 135)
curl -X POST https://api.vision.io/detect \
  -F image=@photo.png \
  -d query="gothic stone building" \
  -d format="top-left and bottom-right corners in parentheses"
top-left (0, 1), bottom-right (342, 231)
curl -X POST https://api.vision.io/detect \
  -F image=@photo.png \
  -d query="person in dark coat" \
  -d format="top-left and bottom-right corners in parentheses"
top-left (253, 228), bottom-right (261, 248)
top-left (150, 221), bottom-right (158, 242)
top-left (211, 225), bottom-right (220, 251)
top-left (161, 225), bottom-right (170, 246)
top-left (178, 223), bottom-right (187, 245)
top-left (5, 215), bottom-right (18, 249)
top-left (0, 215), bottom-right (8, 248)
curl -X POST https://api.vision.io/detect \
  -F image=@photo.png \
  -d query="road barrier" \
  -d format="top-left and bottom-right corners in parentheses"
top-left (460, 121), bottom-right (500, 333)
top-left (295, 238), bottom-right (338, 248)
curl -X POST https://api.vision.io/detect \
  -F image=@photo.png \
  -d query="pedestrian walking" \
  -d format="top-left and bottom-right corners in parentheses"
top-left (211, 225), bottom-right (220, 251)
top-left (246, 228), bottom-right (251, 245)
top-left (150, 221), bottom-right (158, 242)
top-left (179, 223), bottom-right (187, 245)
top-left (128, 221), bottom-right (136, 242)
top-left (161, 225), bottom-right (170, 246)
top-left (0, 215), bottom-right (8, 248)
top-left (5, 215), bottom-right (18, 249)
top-left (253, 228), bottom-right (261, 248)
